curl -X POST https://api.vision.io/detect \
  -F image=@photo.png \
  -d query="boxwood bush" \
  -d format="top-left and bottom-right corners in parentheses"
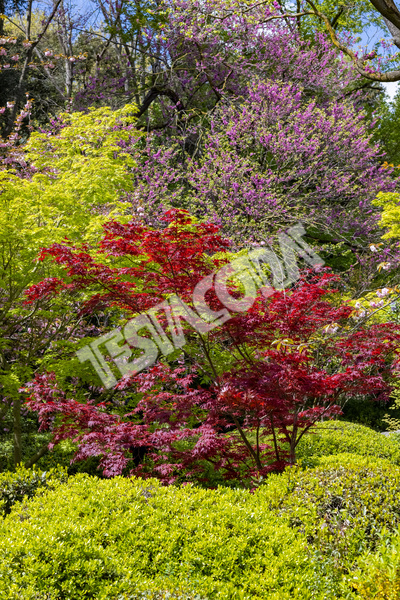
top-left (0, 465), bottom-right (67, 516)
top-left (276, 453), bottom-right (400, 594)
top-left (0, 474), bottom-right (314, 600)
top-left (296, 420), bottom-right (400, 467)
top-left (351, 532), bottom-right (400, 599)
top-left (2, 454), bottom-right (400, 599)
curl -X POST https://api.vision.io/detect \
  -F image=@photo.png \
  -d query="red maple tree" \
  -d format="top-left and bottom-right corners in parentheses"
top-left (24, 211), bottom-right (400, 485)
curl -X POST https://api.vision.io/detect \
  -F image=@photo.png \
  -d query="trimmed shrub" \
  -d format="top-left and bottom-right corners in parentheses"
top-left (3, 455), bottom-right (400, 598)
top-left (0, 474), bottom-right (317, 600)
top-left (117, 593), bottom-right (206, 599)
top-left (277, 455), bottom-right (400, 572)
top-left (351, 532), bottom-right (400, 599)
top-left (0, 465), bottom-right (68, 516)
top-left (296, 420), bottom-right (400, 467)
top-left (28, 592), bottom-right (207, 600)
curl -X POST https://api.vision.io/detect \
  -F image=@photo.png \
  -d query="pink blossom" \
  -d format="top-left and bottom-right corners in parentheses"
top-left (370, 300), bottom-right (384, 308)
top-left (377, 288), bottom-right (390, 298)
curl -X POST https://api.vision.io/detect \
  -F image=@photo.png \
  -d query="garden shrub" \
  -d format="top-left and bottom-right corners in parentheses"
top-left (0, 465), bottom-right (68, 516)
top-left (27, 592), bottom-right (207, 600)
top-left (3, 456), bottom-right (400, 599)
top-left (351, 531), bottom-right (400, 599)
top-left (0, 474), bottom-right (322, 600)
top-left (296, 420), bottom-right (400, 467)
top-left (276, 455), bottom-right (400, 571)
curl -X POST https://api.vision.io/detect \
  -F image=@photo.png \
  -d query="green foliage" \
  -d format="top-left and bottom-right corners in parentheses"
top-left (35, 440), bottom-right (102, 477)
top-left (110, 0), bottom-right (167, 39)
top-left (0, 103), bottom-right (140, 347)
top-left (0, 433), bottom-right (102, 476)
top-left (340, 395), bottom-right (399, 431)
top-left (0, 104), bottom-right (139, 295)
top-left (293, 0), bottom-right (382, 36)
top-left (0, 474), bottom-right (319, 600)
top-left (383, 379), bottom-right (400, 431)
top-left (0, 433), bottom-right (50, 472)
top-left (277, 454), bottom-right (400, 598)
top-left (373, 191), bottom-right (400, 239)
top-left (351, 531), bottom-right (400, 599)
top-left (278, 454), bottom-right (400, 566)
top-left (374, 90), bottom-right (400, 166)
top-left (0, 103), bottom-right (141, 467)
top-left (0, 465), bottom-right (67, 516)
top-left (3, 454), bottom-right (400, 598)
top-left (116, 593), bottom-right (206, 600)
top-left (296, 420), bottom-right (400, 467)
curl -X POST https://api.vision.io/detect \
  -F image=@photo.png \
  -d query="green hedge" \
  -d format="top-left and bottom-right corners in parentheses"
top-left (1, 422), bottom-right (400, 599)
top-left (116, 593), bottom-right (206, 600)
top-left (296, 420), bottom-right (400, 466)
top-left (3, 454), bottom-right (400, 599)
top-left (0, 473), bottom-right (315, 600)
top-left (0, 465), bottom-right (67, 516)
top-left (276, 453), bottom-right (400, 594)
top-left (351, 532), bottom-right (400, 599)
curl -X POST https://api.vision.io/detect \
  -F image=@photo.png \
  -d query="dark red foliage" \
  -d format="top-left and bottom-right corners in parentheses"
top-left (23, 211), bottom-right (400, 485)
top-left (25, 209), bottom-right (230, 312)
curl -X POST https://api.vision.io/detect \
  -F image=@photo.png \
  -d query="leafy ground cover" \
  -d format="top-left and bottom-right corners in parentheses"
top-left (2, 424), bottom-right (400, 599)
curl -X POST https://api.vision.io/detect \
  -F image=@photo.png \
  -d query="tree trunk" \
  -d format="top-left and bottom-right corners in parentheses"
top-left (13, 395), bottom-right (22, 466)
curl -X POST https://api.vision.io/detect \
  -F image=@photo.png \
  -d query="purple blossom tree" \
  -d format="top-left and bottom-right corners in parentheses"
top-left (126, 79), bottom-right (397, 268)
top-left (74, 1), bottom-right (398, 273)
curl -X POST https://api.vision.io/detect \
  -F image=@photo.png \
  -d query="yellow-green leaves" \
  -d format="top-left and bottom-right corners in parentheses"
top-left (3, 451), bottom-right (400, 599)
top-left (373, 192), bottom-right (400, 239)
top-left (0, 474), bottom-right (313, 600)
top-left (0, 104), bottom-right (140, 294)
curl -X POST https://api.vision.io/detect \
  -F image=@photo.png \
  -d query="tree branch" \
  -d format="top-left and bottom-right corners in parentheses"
top-left (369, 0), bottom-right (400, 30)
top-left (24, 442), bottom-right (49, 468)
top-left (305, 0), bottom-right (400, 82)
top-left (134, 86), bottom-right (186, 120)
top-left (5, 0), bottom-right (63, 136)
